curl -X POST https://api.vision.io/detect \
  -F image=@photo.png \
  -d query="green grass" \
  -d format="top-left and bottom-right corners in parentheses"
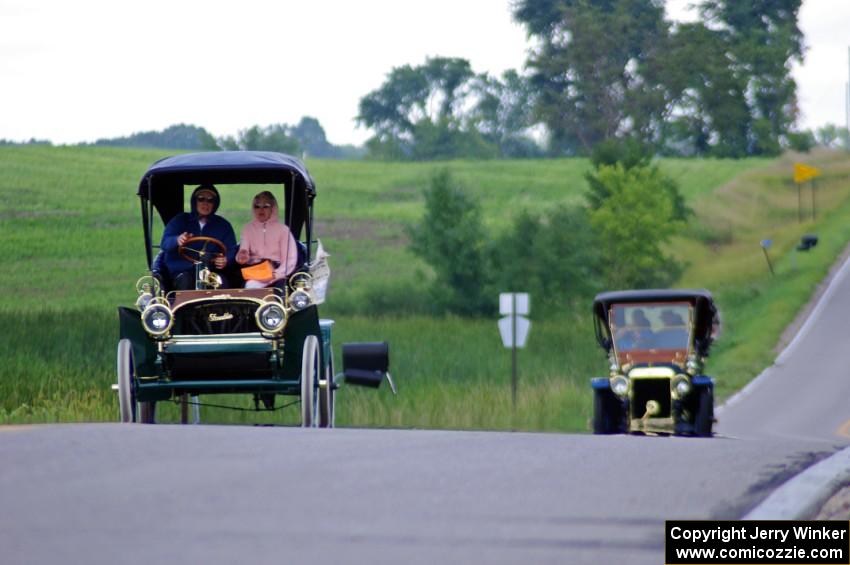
top-left (1, 145), bottom-right (849, 430)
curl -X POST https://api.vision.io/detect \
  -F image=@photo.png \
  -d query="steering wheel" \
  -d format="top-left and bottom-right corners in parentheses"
top-left (178, 236), bottom-right (227, 265)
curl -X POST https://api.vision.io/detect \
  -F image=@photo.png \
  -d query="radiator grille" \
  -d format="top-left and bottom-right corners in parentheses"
top-left (632, 378), bottom-right (671, 418)
top-left (173, 300), bottom-right (261, 335)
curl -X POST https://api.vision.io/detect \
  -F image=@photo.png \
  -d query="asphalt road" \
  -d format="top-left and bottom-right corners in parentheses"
top-left (717, 252), bottom-right (850, 443)
top-left (4, 259), bottom-right (850, 564)
top-left (0, 424), bottom-right (835, 565)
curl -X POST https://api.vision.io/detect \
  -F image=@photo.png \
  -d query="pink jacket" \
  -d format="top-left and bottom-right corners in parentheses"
top-left (238, 206), bottom-right (299, 282)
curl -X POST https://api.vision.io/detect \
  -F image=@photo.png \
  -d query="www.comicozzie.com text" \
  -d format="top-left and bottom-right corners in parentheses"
top-left (670, 524), bottom-right (847, 544)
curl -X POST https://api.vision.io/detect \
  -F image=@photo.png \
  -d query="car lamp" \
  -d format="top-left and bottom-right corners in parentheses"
top-left (685, 355), bottom-right (700, 375)
top-left (290, 289), bottom-right (312, 311)
top-left (672, 374), bottom-right (691, 399)
top-left (256, 302), bottom-right (286, 334)
top-left (135, 292), bottom-right (153, 312)
top-left (610, 375), bottom-right (629, 397)
top-left (142, 304), bottom-right (173, 337)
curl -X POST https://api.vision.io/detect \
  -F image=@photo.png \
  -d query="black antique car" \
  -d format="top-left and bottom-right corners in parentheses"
top-left (590, 289), bottom-right (719, 436)
top-left (116, 151), bottom-right (392, 426)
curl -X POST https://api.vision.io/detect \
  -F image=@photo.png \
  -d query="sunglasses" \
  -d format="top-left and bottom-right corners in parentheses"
top-left (196, 196), bottom-right (215, 203)
top-left (253, 203), bottom-right (273, 209)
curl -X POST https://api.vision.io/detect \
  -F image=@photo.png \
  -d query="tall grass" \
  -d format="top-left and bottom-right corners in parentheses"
top-left (2, 145), bottom-right (849, 430)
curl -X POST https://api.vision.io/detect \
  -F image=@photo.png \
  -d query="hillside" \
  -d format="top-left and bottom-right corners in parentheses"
top-left (1, 146), bottom-right (849, 429)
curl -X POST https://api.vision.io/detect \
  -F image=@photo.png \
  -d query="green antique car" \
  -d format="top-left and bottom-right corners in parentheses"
top-left (590, 289), bottom-right (719, 436)
top-left (116, 151), bottom-right (392, 426)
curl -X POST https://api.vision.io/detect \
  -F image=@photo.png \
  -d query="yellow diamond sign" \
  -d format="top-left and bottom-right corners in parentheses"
top-left (794, 163), bottom-right (821, 184)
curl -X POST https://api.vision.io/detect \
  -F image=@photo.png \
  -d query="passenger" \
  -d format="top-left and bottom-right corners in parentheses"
top-left (657, 309), bottom-right (688, 348)
top-left (235, 191), bottom-right (299, 292)
top-left (661, 309), bottom-right (685, 327)
top-left (618, 308), bottom-right (653, 350)
top-left (160, 184), bottom-right (237, 290)
top-left (632, 309), bottom-right (651, 327)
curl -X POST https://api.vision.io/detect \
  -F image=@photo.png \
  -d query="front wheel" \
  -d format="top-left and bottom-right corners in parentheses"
top-left (300, 335), bottom-right (319, 428)
top-left (592, 388), bottom-right (627, 434)
top-left (117, 339), bottom-right (155, 424)
top-left (117, 340), bottom-right (135, 423)
top-left (693, 386), bottom-right (713, 437)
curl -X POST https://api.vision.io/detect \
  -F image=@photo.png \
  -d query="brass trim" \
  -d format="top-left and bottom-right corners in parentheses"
top-left (166, 334), bottom-right (271, 346)
top-left (208, 312), bottom-right (234, 322)
top-left (142, 304), bottom-right (174, 337)
top-left (171, 295), bottom-right (267, 314)
top-left (628, 367), bottom-right (675, 379)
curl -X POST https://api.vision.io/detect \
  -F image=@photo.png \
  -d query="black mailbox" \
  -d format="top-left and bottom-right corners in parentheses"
top-left (797, 234), bottom-right (818, 251)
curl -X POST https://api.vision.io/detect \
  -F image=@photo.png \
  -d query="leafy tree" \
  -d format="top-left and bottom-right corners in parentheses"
top-left (357, 58), bottom-right (538, 160)
top-left (489, 205), bottom-right (601, 306)
top-left (407, 170), bottom-right (492, 315)
top-left (699, 0), bottom-right (804, 155)
top-left (93, 124), bottom-right (217, 150)
top-left (470, 70), bottom-right (543, 158)
top-left (357, 57), bottom-right (475, 157)
top-left (786, 130), bottom-right (815, 153)
top-left (588, 164), bottom-right (684, 289)
top-left (585, 138), bottom-right (690, 221)
top-left (411, 118), bottom-right (499, 161)
top-left (815, 124), bottom-right (849, 149)
top-left (514, 0), bottom-right (673, 155)
top-left (514, 0), bottom-right (803, 157)
top-left (662, 23), bottom-right (752, 157)
top-left (291, 116), bottom-right (350, 158)
top-left (219, 124), bottom-right (301, 154)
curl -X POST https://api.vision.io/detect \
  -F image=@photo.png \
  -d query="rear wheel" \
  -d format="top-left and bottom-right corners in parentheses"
top-left (318, 354), bottom-right (335, 428)
top-left (693, 386), bottom-right (713, 437)
top-left (592, 388), bottom-right (627, 434)
top-left (300, 335), bottom-right (319, 428)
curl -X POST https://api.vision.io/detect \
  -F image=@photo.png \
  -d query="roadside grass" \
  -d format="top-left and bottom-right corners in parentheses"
top-left (1, 145), bottom-right (849, 430)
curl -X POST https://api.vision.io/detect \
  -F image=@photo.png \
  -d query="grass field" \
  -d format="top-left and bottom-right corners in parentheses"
top-left (1, 145), bottom-right (849, 430)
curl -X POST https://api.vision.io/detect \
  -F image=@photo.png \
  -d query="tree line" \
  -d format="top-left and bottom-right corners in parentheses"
top-left (86, 119), bottom-right (363, 159)
top-left (359, 0), bottom-right (815, 160)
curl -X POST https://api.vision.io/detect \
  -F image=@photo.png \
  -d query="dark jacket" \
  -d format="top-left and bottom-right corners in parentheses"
top-left (160, 186), bottom-right (237, 275)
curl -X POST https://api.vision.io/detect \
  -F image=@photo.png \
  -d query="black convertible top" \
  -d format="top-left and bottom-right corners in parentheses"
top-left (136, 151), bottom-right (316, 268)
top-left (593, 289), bottom-right (718, 355)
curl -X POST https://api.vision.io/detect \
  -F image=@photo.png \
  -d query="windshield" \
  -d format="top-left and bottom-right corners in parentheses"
top-left (610, 302), bottom-right (692, 353)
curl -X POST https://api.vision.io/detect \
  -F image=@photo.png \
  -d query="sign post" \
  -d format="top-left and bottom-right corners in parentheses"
top-left (760, 239), bottom-right (775, 276)
top-left (499, 293), bottom-right (530, 412)
top-left (793, 163), bottom-right (822, 221)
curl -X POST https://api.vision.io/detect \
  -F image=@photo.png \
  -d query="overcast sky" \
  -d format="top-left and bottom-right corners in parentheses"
top-left (0, 0), bottom-right (847, 146)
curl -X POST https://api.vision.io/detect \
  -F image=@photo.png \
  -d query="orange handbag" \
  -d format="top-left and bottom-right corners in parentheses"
top-left (241, 260), bottom-right (274, 281)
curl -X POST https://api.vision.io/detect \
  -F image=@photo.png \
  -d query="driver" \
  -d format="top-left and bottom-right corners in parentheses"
top-left (160, 184), bottom-right (237, 290)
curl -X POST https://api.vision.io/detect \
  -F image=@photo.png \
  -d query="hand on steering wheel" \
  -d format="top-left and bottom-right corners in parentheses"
top-left (178, 236), bottom-right (227, 268)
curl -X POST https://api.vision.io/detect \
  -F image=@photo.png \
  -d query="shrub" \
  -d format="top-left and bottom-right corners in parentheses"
top-left (489, 205), bottom-right (602, 307)
top-left (588, 164), bottom-right (684, 289)
top-left (407, 170), bottom-right (493, 316)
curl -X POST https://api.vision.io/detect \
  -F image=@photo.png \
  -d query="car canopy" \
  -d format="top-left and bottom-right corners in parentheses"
top-left (137, 151), bottom-right (316, 267)
top-left (592, 289), bottom-right (718, 356)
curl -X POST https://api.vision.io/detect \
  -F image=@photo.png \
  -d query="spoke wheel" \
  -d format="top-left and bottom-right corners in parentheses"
top-left (319, 354), bottom-right (335, 428)
top-left (117, 340), bottom-right (136, 423)
top-left (117, 340), bottom-right (156, 424)
top-left (300, 335), bottom-right (319, 428)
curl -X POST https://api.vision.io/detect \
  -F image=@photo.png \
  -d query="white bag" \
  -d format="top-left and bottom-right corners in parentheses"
top-left (309, 239), bottom-right (331, 304)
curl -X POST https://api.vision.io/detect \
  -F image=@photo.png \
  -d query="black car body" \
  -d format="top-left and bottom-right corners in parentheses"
top-left (590, 289), bottom-right (719, 436)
